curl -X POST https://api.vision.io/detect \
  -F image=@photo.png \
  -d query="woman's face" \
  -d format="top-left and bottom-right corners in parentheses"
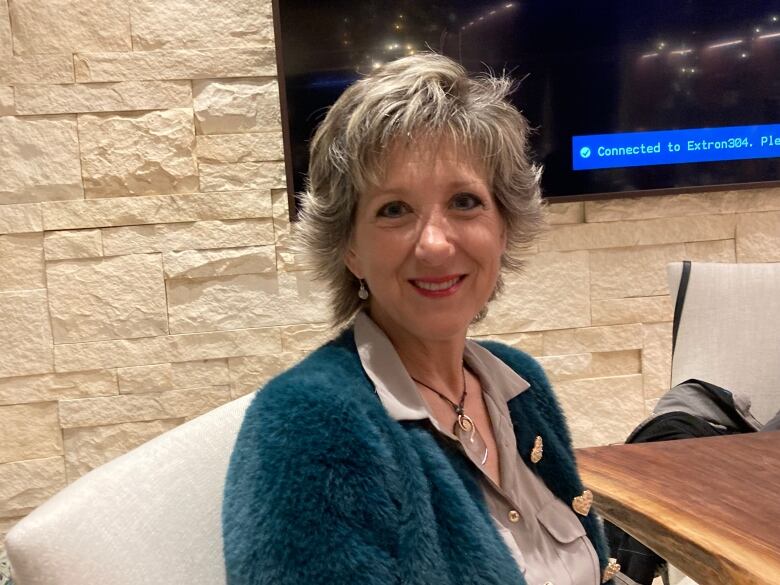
top-left (345, 141), bottom-right (506, 345)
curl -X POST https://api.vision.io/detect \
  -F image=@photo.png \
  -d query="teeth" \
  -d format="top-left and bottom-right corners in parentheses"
top-left (414, 277), bottom-right (460, 291)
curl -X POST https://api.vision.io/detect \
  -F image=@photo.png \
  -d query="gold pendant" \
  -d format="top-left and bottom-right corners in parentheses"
top-left (457, 413), bottom-right (473, 432)
top-left (602, 558), bottom-right (621, 583)
top-left (530, 435), bottom-right (543, 463)
top-left (572, 489), bottom-right (593, 516)
top-left (455, 414), bottom-right (488, 466)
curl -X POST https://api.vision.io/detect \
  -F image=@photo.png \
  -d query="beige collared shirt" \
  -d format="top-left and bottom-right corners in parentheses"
top-left (354, 312), bottom-right (600, 585)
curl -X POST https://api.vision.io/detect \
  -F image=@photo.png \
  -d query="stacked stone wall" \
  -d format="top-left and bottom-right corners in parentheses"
top-left (2, 0), bottom-right (780, 545)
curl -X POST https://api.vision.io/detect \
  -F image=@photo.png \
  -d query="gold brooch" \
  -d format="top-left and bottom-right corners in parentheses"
top-left (572, 489), bottom-right (593, 516)
top-left (602, 558), bottom-right (620, 582)
top-left (530, 435), bottom-right (543, 463)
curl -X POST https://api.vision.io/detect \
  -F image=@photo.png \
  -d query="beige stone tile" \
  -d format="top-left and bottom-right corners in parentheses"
top-left (76, 47), bottom-right (277, 82)
top-left (470, 251), bottom-right (591, 335)
top-left (591, 296), bottom-right (674, 326)
top-left (547, 201), bottom-right (584, 224)
top-left (275, 240), bottom-right (303, 272)
top-left (468, 331), bottom-right (545, 357)
top-left (590, 243), bottom-right (685, 300)
top-left (590, 350), bottom-right (641, 377)
top-left (736, 210), bottom-right (780, 262)
top-left (554, 374), bottom-right (645, 447)
top-left (271, 187), bottom-right (291, 231)
top-left (0, 456), bottom-right (66, 517)
top-left (272, 189), bottom-right (312, 272)
top-left (78, 109), bottom-right (198, 198)
top-left (725, 188), bottom-right (780, 213)
top-left (54, 336), bottom-right (169, 372)
top-left (577, 325), bottom-right (644, 352)
top-left (63, 418), bottom-right (183, 481)
top-left (279, 323), bottom-right (335, 352)
top-left (43, 190), bottom-right (273, 231)
top-left (58, 385), bottom-right (229, 428)
top-left (193, 78), bottom-right (280, 135)
top-left (43, 229), bottom-right (102, 260)
top-left (540, 330), bottom-right (576, 355)
top-left (228, 353), bottom-right (306, 397)
top-left (102, 218), bottom-right (275, 255)
top-left (47, 254), bottom-right (168, 343)
top-left (543, 324), bottom-right (643, 355)
top-left (684, 238), bottom-right (736, 262)
top-left (0, 233), bottom-right (44, 291)
top-left (117, 363), bottom-right (173, 394)
top-left (642, 322), bottom-right (673, 400)
top-left (15, 81), bottom-right (191, 115)
top-left (0, 403), bottom-right (62, 463)
top-left (130, 0), bottom-right (273, 50)
top-left (537, 350), bottom-right (640, 381)
top-left (0, 0), bottom-right (10, 56)
top-left (9, 0), bottom-right (130, 54)
top-left (0, 369), bottom-right (117, 406)
top-left (0, 290), bottom-right (53, 378)
top-left (0, 203), bottom-right (42, 235)
top-left (199, 161), bottom-right (286, 192)
top-left (196, 132), bottom-right (283, 163)
top-left (536, 353), bottom-right (592, 381)
top-left (586, 192), bottom-right (722, 222)
top-left (54, 326), bottom-right (282, 372)
top-left (585, 188), bottom-right (780, 222)
top-left (163, 245), bottom-right (276, 279)
top-left (0, 84), bottom-right (13, 114)
top-left (539, 214), bottom-right (736, 252)
top-left (0, 116), bottom-right (82, 204)
top-left (166, 270), bottom-right (330, 333)
top-left (170, 359), bottom-right (229, 388)
top-left (0, 54), bottom-right (74, 84)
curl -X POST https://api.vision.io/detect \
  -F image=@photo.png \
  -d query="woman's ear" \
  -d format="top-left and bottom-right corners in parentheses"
top-left (344, 245), bottom-right (362, 280)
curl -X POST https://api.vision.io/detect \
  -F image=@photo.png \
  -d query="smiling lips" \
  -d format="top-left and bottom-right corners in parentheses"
top-left (410, 275), bottom-right (465, 297)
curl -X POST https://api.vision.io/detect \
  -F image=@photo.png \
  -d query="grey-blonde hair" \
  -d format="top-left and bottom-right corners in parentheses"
top-left (297, 53), bottom-right (545, 326)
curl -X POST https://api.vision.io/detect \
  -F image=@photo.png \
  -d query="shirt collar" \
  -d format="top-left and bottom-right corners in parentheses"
top-left (354, 311), bottom-right (530, 423)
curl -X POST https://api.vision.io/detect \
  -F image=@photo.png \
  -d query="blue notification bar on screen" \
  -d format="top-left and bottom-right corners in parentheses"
top-left (572, 124), bottom-right (780, 171)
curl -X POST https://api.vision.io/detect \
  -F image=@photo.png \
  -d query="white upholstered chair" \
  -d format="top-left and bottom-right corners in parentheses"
top-left (664, 261), bottom-right (780, 585)
top-left (5, 392), bottom-right (254, 585)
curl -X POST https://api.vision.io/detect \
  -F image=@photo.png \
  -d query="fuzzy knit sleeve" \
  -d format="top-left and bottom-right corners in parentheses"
top-left (221, 356), bottom-right (403, 585)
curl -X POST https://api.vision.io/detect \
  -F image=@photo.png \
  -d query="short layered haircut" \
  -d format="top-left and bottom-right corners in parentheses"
top-left (297, 53), bottom-right (545, 326)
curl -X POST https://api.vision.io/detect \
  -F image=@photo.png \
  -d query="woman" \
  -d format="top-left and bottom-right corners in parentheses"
top-left (223, 54), bottom-right (619, 585)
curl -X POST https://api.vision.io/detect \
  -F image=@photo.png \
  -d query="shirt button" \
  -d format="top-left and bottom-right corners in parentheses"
top-left (507, 509), bottom-right (520, 523)
top-left (544, 582), bottom-right (553, 585)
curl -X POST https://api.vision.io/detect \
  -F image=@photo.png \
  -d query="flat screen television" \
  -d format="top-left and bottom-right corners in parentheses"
top-left (274, 0), bottom-right (780, 214)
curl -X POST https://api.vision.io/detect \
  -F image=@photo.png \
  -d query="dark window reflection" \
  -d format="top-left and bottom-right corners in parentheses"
top-left (277, 0), bottom-right (780, 208)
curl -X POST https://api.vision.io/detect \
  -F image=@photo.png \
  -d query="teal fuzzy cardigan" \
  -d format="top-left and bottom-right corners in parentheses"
top-left (223, 328), bottom-right (611, 584)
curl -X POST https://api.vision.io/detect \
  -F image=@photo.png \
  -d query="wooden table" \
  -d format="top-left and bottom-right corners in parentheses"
top-left (577, 432), bottom-right (780, 585)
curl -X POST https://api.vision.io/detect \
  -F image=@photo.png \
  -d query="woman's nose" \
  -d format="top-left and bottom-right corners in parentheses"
top-left (415, 214), bottom-right (455, 264)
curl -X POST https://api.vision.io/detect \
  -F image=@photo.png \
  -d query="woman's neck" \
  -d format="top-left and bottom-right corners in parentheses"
top-left (367, 310), bottom-right (468, 402)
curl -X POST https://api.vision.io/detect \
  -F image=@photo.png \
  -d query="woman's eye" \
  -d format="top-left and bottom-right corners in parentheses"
top-left (451, 193), bottom-right (483, 211)
top-left (377, 201), bottom-right (409, 218)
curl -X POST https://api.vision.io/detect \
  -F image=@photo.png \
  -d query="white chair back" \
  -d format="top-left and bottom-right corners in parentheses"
top-left (6, 392), bottom-right (255, 585)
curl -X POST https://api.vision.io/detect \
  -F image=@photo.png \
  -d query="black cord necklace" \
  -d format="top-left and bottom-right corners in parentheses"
top-left (410, 366), bottom-right (489, 466)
